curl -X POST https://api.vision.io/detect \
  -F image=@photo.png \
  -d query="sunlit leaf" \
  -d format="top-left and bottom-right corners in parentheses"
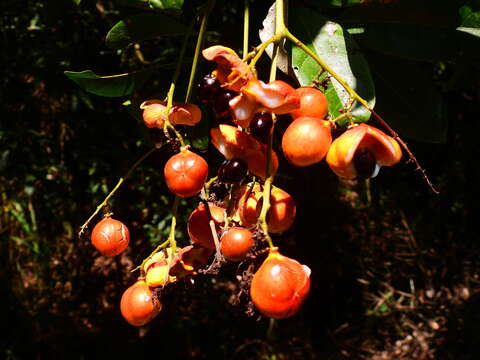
top-left (105, 13), bottom-right (187, 49)
top-left (290, 7), bottom-right (375, 123)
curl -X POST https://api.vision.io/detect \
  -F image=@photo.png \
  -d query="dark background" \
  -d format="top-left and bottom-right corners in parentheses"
top-left (1, 0), bottom-right (479, 359)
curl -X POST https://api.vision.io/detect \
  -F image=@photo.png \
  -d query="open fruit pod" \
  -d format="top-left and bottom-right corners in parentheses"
top-left (326, 123), bottom-right (402, 179)
top-left (211, 124), bottom-right (279, 179)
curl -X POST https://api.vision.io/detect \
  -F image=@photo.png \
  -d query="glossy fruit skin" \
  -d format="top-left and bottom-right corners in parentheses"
top-left (91, 217), bottom-right (130, 257)
top-left (290, 87), bottom-right (328, 120)
top-left (217, 158), bottom-right (248, 184)
top-left (120, 280), bottom-right (161, 326)
top-left (220, 227), bottom-right (254, 262)
top-left (164, 149), bottom-right (208, 197)
top-left (249, 112), bottom-right (273, 141)
top-left (213, 90), bottom-right (238, 118)
top-left (282, 117), bottom-right (332, 167)
top-left (198, 74), bottom-right (221, 102)
top-left (235, 185), bottom-right (295, 233)
top-left (250, 248), bottom-right (311, 319)
top-left (187, 203), bottom-right (226, 249)
top-left (268, 187), bottom-right (296, 233)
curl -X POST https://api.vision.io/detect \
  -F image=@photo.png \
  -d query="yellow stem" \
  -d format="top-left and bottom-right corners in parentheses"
top-left (243, 0), bottom-right (250, 58)
top-left (78, 147), bottom-right (158, 237)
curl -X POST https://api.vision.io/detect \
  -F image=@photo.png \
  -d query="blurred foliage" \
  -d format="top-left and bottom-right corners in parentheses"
top-left (1, 0), bottom-right (480, 359)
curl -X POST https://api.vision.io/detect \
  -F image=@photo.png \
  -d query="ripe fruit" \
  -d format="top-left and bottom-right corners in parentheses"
top-left (145, 261), bottom-right (172, 287)
top-left (91, 217), bottom-right (130, 256)
top-left (268, 186), bottom-right (296, 233)
top-left (187, 203), bottom-right (226, 249)
top-left (250, 248), bottom-right (311, 319)
top-left (217, 158), bottom-right (248, 184)
top-left (120, 280), bottom-right (161, 326)
top-left (234, 185), bottom-right (296, 233)
top-left (282, 117), bottom-right (332, 167)
top-left (249, 112), bottom-right (273, 141)
top-left (164, 149), bottom-right (208, 197)
top-left (198, 74), bottom-right (221, 102)
top-left (326, 123), bottom-right (402, 179)
top-left (220, 227), bottom-right (254, 261)
top-left (290, 87), bottom-right (328, 120)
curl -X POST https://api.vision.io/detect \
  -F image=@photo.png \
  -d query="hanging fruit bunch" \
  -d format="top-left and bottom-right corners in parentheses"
top-left (75, 0), bottom-right (430, 328)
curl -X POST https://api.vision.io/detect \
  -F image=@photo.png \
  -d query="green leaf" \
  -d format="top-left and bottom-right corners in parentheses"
top-left (64, 70), bottom-right (150, 97)
top-left (149, 0), bottom-right (183, 10)
top-left (105, 13), bottom-right (187, 49)
top-left (459, 5), bottom-right (480, 28)
top-left (290, 7), bottom-right (375, 123)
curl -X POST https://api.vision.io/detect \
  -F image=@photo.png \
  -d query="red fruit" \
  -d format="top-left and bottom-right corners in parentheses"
top-left (187, 203), bottom-right (226, 249)
top-left (169, 245), bottom-right (213, 278)
top-left (234, 185), bottom-right (296, 233)
top-left (120, 280), bottom-right (161, 326)
top-left (250, 248), bottom-right (311, 319)
top-left (90, 217), bottom-right (130, 256)
top-left (290, 87), bottom-right (328, 120)
top-left (164, 149), bottom-right (208, 197)
top-left (282, 117), bottom-right (332, 167)
top-left (268, 187), bottom-right (296, 233)
top-left (220, 227), bottom-right (254, 262)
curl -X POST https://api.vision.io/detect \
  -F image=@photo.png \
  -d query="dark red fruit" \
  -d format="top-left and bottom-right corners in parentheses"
top-left (353, 148), bottom-right (376, 179)
top-left (217, 158), bottom-right (248, 184)
top-left (249, 112), bottom-right (273, 141)
top-left (213, 90), bottom-right (238, 118)
top-left (198, 74), bottom-right (221, 103)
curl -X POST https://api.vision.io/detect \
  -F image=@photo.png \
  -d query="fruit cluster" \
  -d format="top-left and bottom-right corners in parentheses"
top-left (89, 45), bottom-right (402, 326)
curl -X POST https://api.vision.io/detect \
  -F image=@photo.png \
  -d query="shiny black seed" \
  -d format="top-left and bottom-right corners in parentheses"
top-left (198, 74), bottom-right (221, 103)
top-left (249, 112), bottom-right (273, 141)
top-left (213, 90), bottom-right (238, 118)
top-left (353, 148), bottom-right (376, 179)
top-left (217, 158), bottom-right (248, 184)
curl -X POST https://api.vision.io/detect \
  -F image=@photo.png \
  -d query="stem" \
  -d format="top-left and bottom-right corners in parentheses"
top-left (185, 1), bottom-right (215, 103)
top-left (131, 238), bottom-right (170, 273)
top-left (163, 19), bottom-right (196, 147)
top-left (285, 29), bottom-right (368, 110)
top-left (78, 147), bottom-right (158, 237)
top-left (257, 0), bottom-right (287, 249)
top-left (284, 28), bottom-right (439, 194)
top-left (168, 196), bottom-right (180, 253)
top-left (243, 0), bottom-right (249, 58)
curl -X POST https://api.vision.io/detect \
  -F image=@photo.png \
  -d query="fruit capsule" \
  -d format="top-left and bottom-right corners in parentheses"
top-left (281, 117), bottom-right (332, 167)
top-left (164, 149), bottom-right (208, 197)
top-left (169, 245), bottom-right (213, 278)
top-left (210, 124), bottom-right (279, 179)
top-left (140, 100), bottom-right (201, 128)
top-left (120, 280), bottom-right (161, 326)
top-left (220, 227), bottom-right (254, 262)
top-left (91, 217), bottom-right (130, 257)
top-left (234, 184), bottom-right (296, 233)
top-left (229, 80), bottom-right (300, 128)
top-left (326, 123), bottom-right (402, 179)
top-left (250, 248), bottom-right (311, 319)
top-left (202, 46), bottom-right (253, 92)
top-left (187, 203), bottom-right (226, 249)
top-left (290, 87), bottom-right (328, 120)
